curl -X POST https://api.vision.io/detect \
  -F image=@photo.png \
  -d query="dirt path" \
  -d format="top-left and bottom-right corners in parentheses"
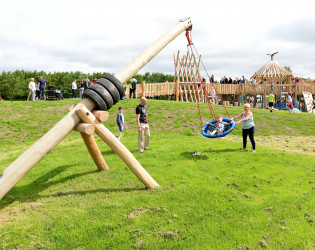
top-left (222, 135), bottom-right (315, 156)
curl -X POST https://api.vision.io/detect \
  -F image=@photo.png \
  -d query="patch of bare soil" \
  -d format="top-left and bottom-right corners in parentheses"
top-left (123, 206), bottom-right (168, 219)
top-left (0, 201), bottom-right (42, 227)
top-left (222, 135), bottom-right (315, 156)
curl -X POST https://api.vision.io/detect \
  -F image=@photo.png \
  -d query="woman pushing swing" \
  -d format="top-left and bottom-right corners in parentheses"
top-left (231, 104), bottom-right (256, 153)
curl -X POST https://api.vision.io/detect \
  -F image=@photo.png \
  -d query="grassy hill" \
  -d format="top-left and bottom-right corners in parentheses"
top-left (0, 99), bottom-right (314, 249)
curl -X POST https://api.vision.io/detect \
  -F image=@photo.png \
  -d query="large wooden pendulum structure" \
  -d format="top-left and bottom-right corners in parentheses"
top-left (0, 17), bottom-right (193, 200)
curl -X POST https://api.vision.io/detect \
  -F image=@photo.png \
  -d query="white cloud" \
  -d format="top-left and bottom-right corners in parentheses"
top-left (0, 0), bottom-right (315, 80)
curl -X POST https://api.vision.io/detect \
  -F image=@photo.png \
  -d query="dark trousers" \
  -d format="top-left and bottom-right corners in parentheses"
top-left (39, 88), bottom-right (45, 100)
top-left (130, 88), bottom-right (136, 98)
top-left (35, 90), bottom-right (40, 100)
top-left (72, 89), bottom-right (76, 98)
top-left (242, 126), bottom-right (255, 150)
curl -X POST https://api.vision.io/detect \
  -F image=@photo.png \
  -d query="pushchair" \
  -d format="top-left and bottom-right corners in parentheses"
top-left (56, 89), bottom-right (64, 100)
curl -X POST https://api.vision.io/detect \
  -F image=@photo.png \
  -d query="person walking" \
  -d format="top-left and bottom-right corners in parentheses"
top-left (28, 78), bottom-right (36, 101)
top-left (72, 79), bottom-right (77, 98)
top-left (136, 97), bottom-right (150, 153)
top-left (267, 92), bottom-right (275, 112)
top-left (129, 76), bottom-right (137, 99)
top-left (231, 103), bottom-right (256, 153)
top-left (37, 76), bottom-right (46, 101)
top-left (116, 107), bottom-right (124, 140)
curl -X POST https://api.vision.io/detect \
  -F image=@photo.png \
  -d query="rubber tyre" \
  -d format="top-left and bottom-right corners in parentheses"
top-left (89, 84), bottom-right (114, 109)
top-left (82, 89), bottom-right (108, 111)
top-left (96, 78), bottom-right (120, 104)
top-left (101, 74), bottom-right (125, 99)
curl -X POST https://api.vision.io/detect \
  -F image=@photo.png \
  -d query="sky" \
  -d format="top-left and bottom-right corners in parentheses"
top-left (1, 0), bottom-right (315, 81)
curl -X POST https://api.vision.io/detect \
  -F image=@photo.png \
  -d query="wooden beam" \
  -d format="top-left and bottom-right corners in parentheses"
top-left (115, 18), bottom-right (192, 83)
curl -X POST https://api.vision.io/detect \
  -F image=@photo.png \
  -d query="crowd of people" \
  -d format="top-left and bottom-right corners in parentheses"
top-left (27, 76), bottom-right (99, 101)
top-left (77, 77), bottom-right (99, 98)
top-left (219, 76), bottom-right (246, 84)
top-left (27, 75), bottom-right (141, 101)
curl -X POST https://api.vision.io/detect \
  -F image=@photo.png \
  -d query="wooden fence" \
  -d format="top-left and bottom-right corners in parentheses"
top-left (124, 81), bottom-right (315, 101)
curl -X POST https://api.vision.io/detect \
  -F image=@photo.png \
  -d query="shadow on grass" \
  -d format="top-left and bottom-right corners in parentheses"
top-left (41, 187), bottom-right (146, 198)
top-left (0, 164), bottom-right (142, 210)
top-left (204, 148), bottom-right (242, 153)
top-left (101, 147), bottom-right (149, 155)
top-left (100, 149), bottom-right (116, 155)
top-left (180, 151), bottom-right (209, 160)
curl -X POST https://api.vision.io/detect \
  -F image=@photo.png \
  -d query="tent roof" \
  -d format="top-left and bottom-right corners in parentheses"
top-left (251, 60), bottom-right (294, 79)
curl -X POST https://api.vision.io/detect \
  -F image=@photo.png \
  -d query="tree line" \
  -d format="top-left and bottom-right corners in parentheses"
top-left (0, 70), bottom-right (174, 101)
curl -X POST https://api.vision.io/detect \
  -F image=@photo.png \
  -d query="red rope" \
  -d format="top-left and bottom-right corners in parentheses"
top-left (185, 28), bottom-right (231, 127)
top-left (193, 81), bottom-right (203, 127)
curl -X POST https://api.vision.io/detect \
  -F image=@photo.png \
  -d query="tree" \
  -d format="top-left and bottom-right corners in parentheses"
top-left (284, 66), bottom-right (292, 73)
top-left (0, 72), bottom-right (25, 101)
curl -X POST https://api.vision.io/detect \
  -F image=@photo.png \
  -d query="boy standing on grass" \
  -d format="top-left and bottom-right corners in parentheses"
top-left (116, 107), bottom-right (124, 140)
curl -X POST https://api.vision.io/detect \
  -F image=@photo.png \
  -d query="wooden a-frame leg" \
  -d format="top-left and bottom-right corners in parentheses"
top-left (74, 123), bottom-right (109, 171)
top-left (80, 133), bottom-right (109, 171)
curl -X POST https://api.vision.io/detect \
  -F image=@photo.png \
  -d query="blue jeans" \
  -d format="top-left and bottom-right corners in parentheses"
top-left (39, 88), bottom-right (45, 100)
top-left (118, 124), bottom-right (124, 132)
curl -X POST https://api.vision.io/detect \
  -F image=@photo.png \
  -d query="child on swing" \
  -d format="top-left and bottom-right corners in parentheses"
top-left (209, 115), bottom-right (229, 136)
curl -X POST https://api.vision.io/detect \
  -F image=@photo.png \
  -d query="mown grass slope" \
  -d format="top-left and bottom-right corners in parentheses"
top-left (0, 99), bottom-right (314, 249)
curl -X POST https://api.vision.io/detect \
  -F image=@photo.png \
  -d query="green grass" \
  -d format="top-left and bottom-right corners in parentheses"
top-left (0, 99), bottom-right (314, 249)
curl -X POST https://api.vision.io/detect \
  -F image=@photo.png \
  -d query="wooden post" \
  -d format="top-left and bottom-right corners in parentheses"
top-left (175, 79), bottom-right (179, 101)
top-left (80, 133), bottom-right (109, 171)
top-left (75, 106), bottom-right (159, 188)
top-left (73, 123), bottom-right (109, 171)
top-left (142, 81), bottom-right (145, 97)
top-left (27, 92), bottom-right (31, 101)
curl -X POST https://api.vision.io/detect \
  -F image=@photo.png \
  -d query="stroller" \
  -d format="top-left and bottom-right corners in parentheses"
top-left (56, 89), bottom-right (64, 100)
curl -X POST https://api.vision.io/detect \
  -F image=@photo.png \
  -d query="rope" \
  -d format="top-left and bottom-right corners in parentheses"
top-left (193, 81), bottom-right (203, 127)
top-left (187, 31), bottom-right (231, 119)
top-left (187, 45), bottom-right (216, 121)
top-left (187, 46), bottom-right (206, 127)
top-left (202, 81), bottom-right (217, 120)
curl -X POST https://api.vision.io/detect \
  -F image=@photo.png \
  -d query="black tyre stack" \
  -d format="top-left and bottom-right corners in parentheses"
top-left (82, 74), bottom-right (125, 111)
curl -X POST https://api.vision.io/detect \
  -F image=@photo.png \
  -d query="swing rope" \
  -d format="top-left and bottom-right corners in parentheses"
top-left (187, 45), bottom-right (214, 126)
top-left (187, 43), bottom-right (217, 127)
top-left (186, 29), bottom-right (231, 119)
